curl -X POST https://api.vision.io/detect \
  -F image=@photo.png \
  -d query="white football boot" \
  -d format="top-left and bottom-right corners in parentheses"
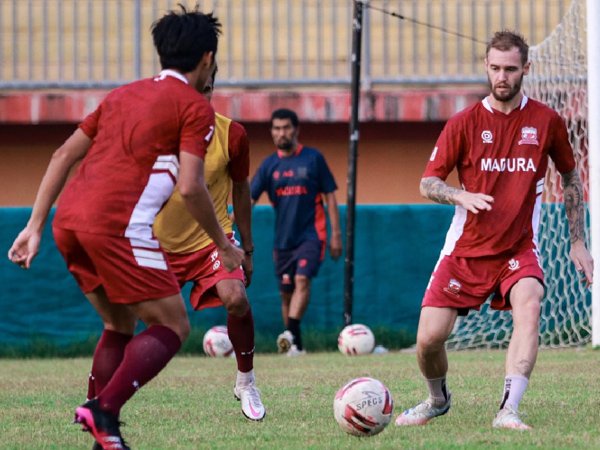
top-left (234, 382), bottom-right (266, 421)
top-left (492, 406), bottom-right (531, 430)
top-left (286, 344), bottom-right (307, 357)
top-left (395, 393), bottom-right (452, 426)
top-left (276, 330), bottom-right (294, 353)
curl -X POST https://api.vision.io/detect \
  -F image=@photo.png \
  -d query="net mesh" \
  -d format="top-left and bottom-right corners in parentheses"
top-left (446, 0), bottom-right (591, 350)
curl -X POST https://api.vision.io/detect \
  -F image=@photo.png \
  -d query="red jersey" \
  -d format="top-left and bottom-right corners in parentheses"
top-left (424, 96), bottom-right (575, 257)
top-left (54, 70), bottom-right (215, 245)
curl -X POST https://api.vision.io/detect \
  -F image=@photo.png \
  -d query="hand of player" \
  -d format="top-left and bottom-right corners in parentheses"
top-left (219, 243), bottom-right (245, 272)
top-left (242, 253), bottom-right (253, 287)
top-left (7, 227), bottom-right (42, 269)
top-left (453, 191), bottom-right (494, 214)
top-left (329, 232), bottom-right (342, 260)
top-left (569, 240), bottom-right (594, 287)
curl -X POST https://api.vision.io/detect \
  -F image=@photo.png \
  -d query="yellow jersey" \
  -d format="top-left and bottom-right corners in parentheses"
top-left (154, 112), bottom-right (249, 253)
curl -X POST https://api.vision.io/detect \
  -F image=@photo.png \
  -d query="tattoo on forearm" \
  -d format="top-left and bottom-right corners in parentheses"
top-left (562, 169), bottom-right (585, 243)
top-left (420, 177), bottom-right (462, 205)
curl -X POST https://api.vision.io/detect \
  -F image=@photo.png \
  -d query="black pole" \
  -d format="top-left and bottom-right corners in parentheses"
top-left (344, 0), bottom-right (364, 327)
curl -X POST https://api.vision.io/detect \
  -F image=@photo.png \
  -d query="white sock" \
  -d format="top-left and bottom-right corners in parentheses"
top-left (500, 375), bottom-right (529, 411)
top-left (426, 377), bottom-right (449, 406)
top-left (236, 369), bottom-right (255, 387)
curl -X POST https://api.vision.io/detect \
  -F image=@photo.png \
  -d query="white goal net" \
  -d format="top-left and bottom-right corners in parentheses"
top-left (447, 0), bottom-right (591, 349)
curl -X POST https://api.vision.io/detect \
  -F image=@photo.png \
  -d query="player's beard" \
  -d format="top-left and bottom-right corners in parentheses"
top-left (276, 139), bottom-right (294, 151)
top-left (488, 73), bottom-right (524, 103)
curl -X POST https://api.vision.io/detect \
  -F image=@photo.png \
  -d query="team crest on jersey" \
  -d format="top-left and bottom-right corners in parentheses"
top-left (298, 167), bottom-right (308, 178)
top-left (508, 259), bottom-right (520, 271)
top-left (443, 278), bottom-right (462, 296)
top-left (273, 170), bottom-right (280, 180)
top-left (518, 127), bottom-right (539, 145)
top-left (481, 130), bottom-right (493, 144)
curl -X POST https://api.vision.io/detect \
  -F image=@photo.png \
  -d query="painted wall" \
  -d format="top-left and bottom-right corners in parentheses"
top-left (0, 121), bottom-right (459, 206)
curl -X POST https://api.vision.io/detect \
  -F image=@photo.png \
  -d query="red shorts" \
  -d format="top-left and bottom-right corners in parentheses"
top-left (422, 246), bottom-right (544, 315)
top-left (166, 239), bottom-right (245, 311)
top-left (52, 226), bottom-right (180, 304)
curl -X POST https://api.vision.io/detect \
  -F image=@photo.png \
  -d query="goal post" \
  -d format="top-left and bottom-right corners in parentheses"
top-left (587, 0), bottom-right (600, 347)
top-left (447, 0), bottom-right (597, 350)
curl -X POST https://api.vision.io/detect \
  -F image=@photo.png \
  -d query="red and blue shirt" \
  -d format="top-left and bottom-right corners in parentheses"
top-left (251, 144), bottom-right (337, 250)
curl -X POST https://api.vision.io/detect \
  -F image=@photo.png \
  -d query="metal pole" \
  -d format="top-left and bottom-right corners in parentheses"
top-left (344, 0), bottom-right (364, 327)
top-left (587, 0), bottom-right (600, 347)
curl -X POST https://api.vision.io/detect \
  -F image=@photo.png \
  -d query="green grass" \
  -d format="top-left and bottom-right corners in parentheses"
top-left (0, 348), bottom-right (599, 449)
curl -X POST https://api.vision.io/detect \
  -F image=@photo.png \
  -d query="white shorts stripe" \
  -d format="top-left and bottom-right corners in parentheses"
top-left (128, 237), bottom-right (160, 249)
top-left (132, 248), bottom-right (166, 261)
top-left (135, 256), bottom-right (168, 270)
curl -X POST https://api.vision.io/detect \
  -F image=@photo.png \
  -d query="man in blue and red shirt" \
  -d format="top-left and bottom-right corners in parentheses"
top-left (251, 108), bottom-right (342, 355)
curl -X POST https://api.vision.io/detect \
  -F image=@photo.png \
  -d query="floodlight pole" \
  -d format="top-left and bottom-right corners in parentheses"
top-left (344, 0), bottom-right (365, 327)
top-left (587, 0), bottom-right (600, 347)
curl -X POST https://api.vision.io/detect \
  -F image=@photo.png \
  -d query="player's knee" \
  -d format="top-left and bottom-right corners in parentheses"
top-left (417, 330), bottom-right (447, 353)
top-left (294, 275), bottom-right (310, 290)
top-left (514, 289), bottom-right (542, 317)
top-left (104, 319), bottom-right (137, 335)
top-left (224, 291), bottom-right (250, 317)
top-left (221, 282), bottom-right (249, 317)
top-left (159, 312), bottom-right (191, 342)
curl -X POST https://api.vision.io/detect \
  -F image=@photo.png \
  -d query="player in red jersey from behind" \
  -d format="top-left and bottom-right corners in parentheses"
top-left (395, 31), bottom-right (593, 430)
top-left (7, 7), bottom-right (243, 450)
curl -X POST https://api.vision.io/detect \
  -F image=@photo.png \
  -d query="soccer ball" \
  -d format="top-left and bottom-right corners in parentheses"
top-left (338, 324), bottom-right (375, 355)
top-left (333, 377), bottom-right (394, 436)
top-left (202, 325), bottom-right (234, 357)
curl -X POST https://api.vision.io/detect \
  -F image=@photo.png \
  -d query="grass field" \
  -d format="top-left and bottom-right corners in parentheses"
top-left (1, 348), bottom-right (599, 449)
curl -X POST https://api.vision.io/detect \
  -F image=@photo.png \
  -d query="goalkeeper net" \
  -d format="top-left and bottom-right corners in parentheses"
top-left (447, 0), bottom-right (591, 349)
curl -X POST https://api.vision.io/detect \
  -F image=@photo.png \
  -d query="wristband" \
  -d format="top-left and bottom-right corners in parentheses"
top-left (244, 248), bottom-right (254, 256)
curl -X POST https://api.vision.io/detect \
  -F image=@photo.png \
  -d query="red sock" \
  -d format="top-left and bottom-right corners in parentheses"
top-left (227, 308), bottom-right (255, 373)
top-left (87, 329), bottom-right (133, 400)
top-left (97, 325), bottom-right (181, 416)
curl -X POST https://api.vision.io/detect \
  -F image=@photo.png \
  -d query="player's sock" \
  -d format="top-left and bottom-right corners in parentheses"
top-left (425, 376), bottom-right (449, 406)
top-left (227, 308), bottom-right (255, 373)
top-left (97, 325), bottom-right (181, 416)
top-left (287, 317), bottom-right (302, 350)
top-left (87, 329), bottom-right (133, 400)
top-left (499, 375), bottom-right (529, 411)
top-left (236, 368), bottom-right (255, 387)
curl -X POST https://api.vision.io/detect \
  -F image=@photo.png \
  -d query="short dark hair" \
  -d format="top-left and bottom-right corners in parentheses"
top-left (271, 108), bottom-right (299, 128)
top-left (152, 5), bottom-right (222, 72)
top-left (486, 30), bottom-right (529, 66)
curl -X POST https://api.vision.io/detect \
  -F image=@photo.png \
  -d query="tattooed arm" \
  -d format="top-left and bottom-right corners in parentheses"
top-left (561, 169), bottom-right (594, 285)
top-left (420, 176), bottom-right (494, 214)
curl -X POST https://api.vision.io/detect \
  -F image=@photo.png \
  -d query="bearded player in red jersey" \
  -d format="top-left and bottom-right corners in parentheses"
top-left (7, 8), bottom-right (243, 450)
top-left (395, 31), bottom-right (593, 430)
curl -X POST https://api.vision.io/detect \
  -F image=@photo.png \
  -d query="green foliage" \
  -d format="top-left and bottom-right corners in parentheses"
top-left (1, 349), bottom-right (599, 449)
top-left (1, 327), bottom-right (416, 358)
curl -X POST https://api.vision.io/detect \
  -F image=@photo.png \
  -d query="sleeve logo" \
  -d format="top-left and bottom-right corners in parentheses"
top-left (429, 146), bottom-right (438, 161)
top-left (204, 125), bottom-right (215, 142)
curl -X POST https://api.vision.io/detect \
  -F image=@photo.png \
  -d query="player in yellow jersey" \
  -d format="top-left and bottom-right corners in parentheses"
top-left (153, 68), bottom-right (265, 421)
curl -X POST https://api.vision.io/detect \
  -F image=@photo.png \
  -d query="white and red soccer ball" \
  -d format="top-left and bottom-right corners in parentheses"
top-left (338, 324), bottom-right (375, 355)
top-left (202, 325), bottom-right (234, 357)
top-left (333, 377), bottom-right (394, 436)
